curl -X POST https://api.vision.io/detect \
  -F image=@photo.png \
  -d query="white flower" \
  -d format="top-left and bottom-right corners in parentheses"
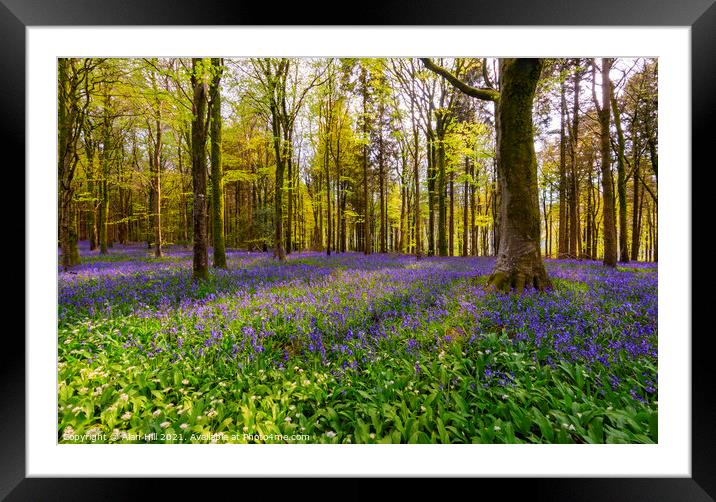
top-left (207, 409), bottom-right (218, 419)
top-left (119, 393), bottom-right (129, 402)
top-left (420, 406), bottom-right (426, 412)
top-left (152, 410), bottom-right (161, 417)
top-left (493, 426), bottom-right (501, 432)
top-left (302, 380), bottom-right (310, 386)
top-left (289, 405), bottom-right (296, 411)
top-left (243, 426), bottom-right (249, 432)
top-left (284, 416), bottom-right (292, 422)
top-left (121, 412), bottom-right (132, 420)
top-left (166, 403), bottom-right (175, 409)
top-left (326, 431), bottom-right (336, 438)
top-left (501, 394), bottom-right (508, 400)
top-left (180, 423), bottom-right (188, 430)
top-left (182, 379), bottom-right (189, 385)
top-left (369, 433), bottom-right (376, 439)
top-left (607, 406), bottom-right (613, 411)
top-left (72, 406), bottom-right (82, 414)
top-left (160, 421), bottom-right (171, 429)
top-left (62, 426), bottom-right (74, 438)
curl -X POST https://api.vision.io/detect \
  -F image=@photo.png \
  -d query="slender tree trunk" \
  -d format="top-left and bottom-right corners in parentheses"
top-left (324, 125), bottom-right (331, 256)
top-left (152, 116), bottom-right (163, 258)
top-left (379, 103), bottom-right (386, 253)
top-left (470, 160), bottom-right (477, 256)
top-left (597, 58), bottom-right (617, 267)
top-left (86, 150), bottom-right (98, 251)
top-left (437, 115), bottom-right (448, 256)
top-left (558, 61), bottom-right (569, 259)
top-left (462, 157), bottom-right (469, 257)
top-left (569, 61), bottom-right (581, 259)
top-left (449, 161), bottom-right (455, 256)
top-left (399, 157), bottom-right (407, 254)
top-left (210, 58), bottom-right (226, 268)
top-left (610, 82), bottom-right (629, 262)
top-left (99, 177), bottom-right (108, 254)
top-left (631, 160), bottom-right (642, 262)
top-left (427, 133), bottom-right (435, 256)
top-left (413, 124), bottom-right (421, 260)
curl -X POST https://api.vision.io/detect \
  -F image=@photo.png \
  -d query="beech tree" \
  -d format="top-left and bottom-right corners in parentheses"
top-left (422, 58), bottom-right (552, 291)
top-left (191, 58), bottom-right (211, 280)
top-left (58, 58), bottom-right (102, 270)
top-left (210, 57), bottom-right (227, 268)
top-left (593, 58), bottom-right (617, 268)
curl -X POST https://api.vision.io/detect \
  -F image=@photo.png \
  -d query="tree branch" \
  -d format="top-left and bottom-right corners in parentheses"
top-left (419, 58), bottom-right (499, 102)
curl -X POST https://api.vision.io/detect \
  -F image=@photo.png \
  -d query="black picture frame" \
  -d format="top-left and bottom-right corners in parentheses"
top-left (5, 0), bottom-right (712, 499)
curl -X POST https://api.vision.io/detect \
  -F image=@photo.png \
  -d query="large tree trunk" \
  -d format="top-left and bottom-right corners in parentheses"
top-left (210, 58), bottom-right (227, 268)
top-left (191, 58), bottom-right (210, 280)
top-left (58, 58), bottom-right (86, 270)
top-left (598, 58), bottom-right (617, 268)
top-left (487, 59), bottom-right (552, 292)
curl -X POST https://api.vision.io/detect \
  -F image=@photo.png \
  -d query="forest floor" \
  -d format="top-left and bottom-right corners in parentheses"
top-left (58, 242), bottom-right (658, 444)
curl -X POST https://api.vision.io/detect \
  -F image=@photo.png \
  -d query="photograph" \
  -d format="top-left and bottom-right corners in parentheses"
top-left (56, 56), bottom-right (658, 445)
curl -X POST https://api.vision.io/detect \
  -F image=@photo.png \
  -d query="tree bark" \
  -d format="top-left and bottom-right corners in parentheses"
top-left (486, 59), bottom-right (552, 291)
top-left (610, 82), bottom-right (629, 263)
top-left (210, 58), bottom-right (227, 268)
top-left (191, 58), bottom-right (210, 281)
top-left (462, 157), bottom-right (469, 257)
top-left (436, 113), bottom-right (448, 256)
top-left (568, 60), bottom-right (581, 259)
top-left (597, 58), bottom-right (617, 267)
top-left (558, 60), bottom-right (569, 259)
top-left (412, 121), bottom-right (421, 260)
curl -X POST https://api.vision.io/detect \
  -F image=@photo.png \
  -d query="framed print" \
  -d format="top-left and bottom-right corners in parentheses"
top-left (5, 0), bottom-right (713, 499)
